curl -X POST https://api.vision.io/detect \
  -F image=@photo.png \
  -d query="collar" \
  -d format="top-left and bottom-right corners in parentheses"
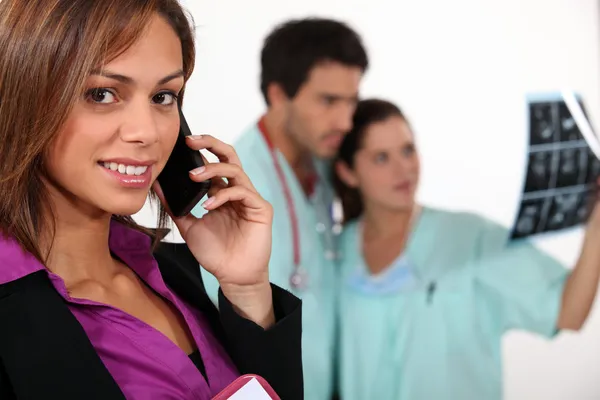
top-left (0, 218), bottom-right (158, 286)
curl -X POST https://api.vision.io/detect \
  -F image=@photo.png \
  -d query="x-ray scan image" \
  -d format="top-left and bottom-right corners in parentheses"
top-left (525, 151), bottom-right (553, 192)
top-left (559, 102), bottom-right (585, 142)
top-left (546, 193), bottom-right (580, 231)
top-left (575, 190), bottom-right (597, 225)
top-left (530, 103), bottom-right (556, 145)
top-left (512, 199), bottom-right (545, 238)
top-left (586, 148), bottom-right (600, 184)
top-left (510, 93), bottom-right (598, 240)
top-left (555, 147), bottom-right (585, 188)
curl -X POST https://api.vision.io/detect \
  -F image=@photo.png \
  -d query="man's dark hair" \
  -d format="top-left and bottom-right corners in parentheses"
top-left (260, 17), bottom-right (369, 105)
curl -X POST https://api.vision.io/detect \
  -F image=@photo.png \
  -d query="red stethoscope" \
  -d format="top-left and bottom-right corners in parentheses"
top-left (258, 118), bottom-right (309, 290)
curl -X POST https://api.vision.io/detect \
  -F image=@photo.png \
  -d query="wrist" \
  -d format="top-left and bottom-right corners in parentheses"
top-left (220, 280), bottom-right (275, 329)
top-left (583, 225), bottom-right (600, 256)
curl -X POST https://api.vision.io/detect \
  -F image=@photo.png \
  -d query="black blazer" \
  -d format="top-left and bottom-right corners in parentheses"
top-left (0, 241), bottom-right (303, 400)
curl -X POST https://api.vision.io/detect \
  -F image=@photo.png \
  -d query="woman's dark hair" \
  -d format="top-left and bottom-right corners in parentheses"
top-left (333, 98), bottom-right (407, 223)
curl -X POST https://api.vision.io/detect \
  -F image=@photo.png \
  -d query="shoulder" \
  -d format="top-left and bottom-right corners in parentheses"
top-left (0, 234), bottom-right (46, 288)
top-left (233, 124), bottom-right (269, 167)
top-left (423, 206), bottom-right (506, 238)
top-left (437, 208), bottom-right (512, 253)
top-left (339, 219), bottom-right (359, 247)
top-left (232, 124), bottom-right (276, 199)
top-left (393, 206), bottom-right (513, 265)
top-left (425, 207), bottom-right (564, 269)
top-left (424, 206), bottom-right (493, 226)
top-left (338, 220), bottom-right (361, 270)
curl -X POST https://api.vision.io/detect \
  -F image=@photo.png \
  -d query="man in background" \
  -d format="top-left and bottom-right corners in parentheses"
top-left (192, 18), bottom-right (368, 400)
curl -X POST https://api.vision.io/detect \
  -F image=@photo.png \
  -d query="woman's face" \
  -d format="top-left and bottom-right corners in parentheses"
top-left (45, 15), bottom-right (184, 217)
top-left (341, 116), bottom-right (420, 212)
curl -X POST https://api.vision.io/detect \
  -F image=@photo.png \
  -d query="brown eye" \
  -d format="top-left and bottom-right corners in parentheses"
top-left (152, 91), bottom-right (177, 106)
top-left (86, 88), bottom-right (116, 104)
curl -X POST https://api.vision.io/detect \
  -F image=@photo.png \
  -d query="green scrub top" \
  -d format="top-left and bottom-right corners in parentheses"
top-left (191, 122), bottom-right (338, 400)
top-left (338, 206), bottom-right (569, 400)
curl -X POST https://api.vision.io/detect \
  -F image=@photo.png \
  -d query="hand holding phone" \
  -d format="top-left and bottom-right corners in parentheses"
top-left (155, 114), bottom-right (275, 328)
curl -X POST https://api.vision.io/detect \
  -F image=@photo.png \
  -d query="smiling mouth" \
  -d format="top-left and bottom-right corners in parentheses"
top-left (99, 162), bottom-right (148, 176)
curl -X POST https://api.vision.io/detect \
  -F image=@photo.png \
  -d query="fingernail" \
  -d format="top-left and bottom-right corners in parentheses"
top-left (188, 134), bottom-right (203, 140)
top-left (190, 166), bottom-right (205, 175)
top-left (202, 197), bottom-right (215, 208)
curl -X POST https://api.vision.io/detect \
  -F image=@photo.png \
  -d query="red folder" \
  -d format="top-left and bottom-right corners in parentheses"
top-left (212, 374), bottom-right (281, 400)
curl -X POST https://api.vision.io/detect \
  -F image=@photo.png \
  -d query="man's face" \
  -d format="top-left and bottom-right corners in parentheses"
top-left (284, 62), bottom-right (362, 159)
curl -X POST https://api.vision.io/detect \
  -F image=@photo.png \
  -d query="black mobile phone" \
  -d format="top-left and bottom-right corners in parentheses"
top-left (157, 108), bottom-right (212, 217)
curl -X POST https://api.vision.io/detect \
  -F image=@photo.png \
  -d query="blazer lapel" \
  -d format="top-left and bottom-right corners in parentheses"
top-left (152, 241), bottom-right (225, 338)
top-left (0, 271), bottom-right (126, 400)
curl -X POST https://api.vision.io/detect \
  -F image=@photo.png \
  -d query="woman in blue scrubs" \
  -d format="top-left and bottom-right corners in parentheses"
top-left (333, 98), bottom-right (600, 400)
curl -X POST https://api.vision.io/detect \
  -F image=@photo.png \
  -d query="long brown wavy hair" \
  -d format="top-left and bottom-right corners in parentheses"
top-left (0, 0), bottom-right (196, 262)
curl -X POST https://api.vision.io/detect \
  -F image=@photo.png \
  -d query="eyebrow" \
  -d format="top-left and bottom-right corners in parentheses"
top-left (319, 93), bottom-right (359, 102)
top-left (90, 69), bottom-right (185, 85)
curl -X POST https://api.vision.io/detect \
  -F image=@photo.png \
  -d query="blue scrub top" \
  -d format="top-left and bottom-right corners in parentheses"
top-left (191, 122), bottom-right (338, 400)
top-left (337, 206), bottom-right (569, 400)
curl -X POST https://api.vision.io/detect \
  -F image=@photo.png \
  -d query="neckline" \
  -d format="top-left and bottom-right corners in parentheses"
top-left (356, 205), bottom-right (427, 278)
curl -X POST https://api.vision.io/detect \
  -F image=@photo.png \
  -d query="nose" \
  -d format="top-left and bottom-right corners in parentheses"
top-left (118, 102), bottom-right (160, 146)
top-left (392, 154), bottom-right (412, 173)
top-left (332, 102), bottom-right (355, 133)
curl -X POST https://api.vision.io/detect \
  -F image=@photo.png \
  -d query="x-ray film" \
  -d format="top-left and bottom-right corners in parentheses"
top-left (510, 92), bottom-right (599, 240)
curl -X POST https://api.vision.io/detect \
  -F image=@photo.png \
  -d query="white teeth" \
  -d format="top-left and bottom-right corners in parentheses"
top-left (102, 162), bottom-right (148, 176)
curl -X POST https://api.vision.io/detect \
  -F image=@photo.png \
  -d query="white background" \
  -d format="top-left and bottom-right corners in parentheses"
top-left (135, 1), bottom-right (600, 398)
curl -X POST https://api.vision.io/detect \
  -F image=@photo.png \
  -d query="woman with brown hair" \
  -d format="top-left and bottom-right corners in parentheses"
top-left (333, 98), bottom-right (600, 400)
top-left (0, 1), bottom-right (302, 399)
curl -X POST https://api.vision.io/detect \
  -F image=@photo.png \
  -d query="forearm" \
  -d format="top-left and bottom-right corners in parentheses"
top-left (558, 242), bottom-right (600, 330)
top-left (220, 281), bottom-right (276, 329)
top-left (217, 284), bottom-right (304, 399)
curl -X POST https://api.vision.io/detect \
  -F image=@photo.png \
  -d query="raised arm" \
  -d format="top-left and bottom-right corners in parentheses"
top-left (557, 201), bottom-right (600, 330)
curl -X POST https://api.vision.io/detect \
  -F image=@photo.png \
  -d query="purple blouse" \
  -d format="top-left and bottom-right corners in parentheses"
top-left (0, 220), bottom-right (240, 399)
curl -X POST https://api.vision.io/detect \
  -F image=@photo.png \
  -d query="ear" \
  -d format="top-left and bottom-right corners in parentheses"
top-left (266, 82), bottom-right (289, 109)
top-left (335, 160), bottom-right (359, 188)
